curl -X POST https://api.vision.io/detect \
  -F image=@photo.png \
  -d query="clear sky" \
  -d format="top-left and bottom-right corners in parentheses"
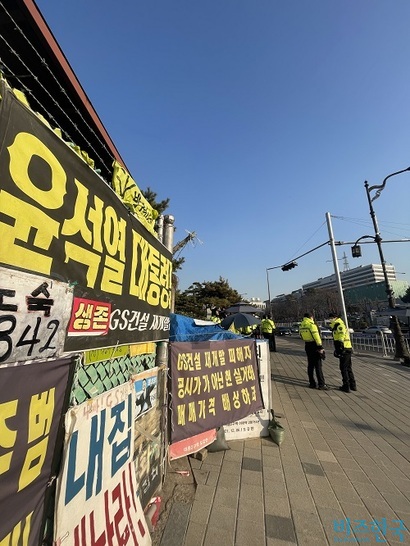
top-left (36, 0), bottom-right (410, 301)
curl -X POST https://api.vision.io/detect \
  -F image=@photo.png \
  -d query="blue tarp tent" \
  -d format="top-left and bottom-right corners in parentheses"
top-left (169, 313), bottom-right (242, 342)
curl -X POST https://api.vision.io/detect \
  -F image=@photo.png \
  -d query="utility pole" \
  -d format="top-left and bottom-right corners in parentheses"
top-left (364, 174), bottom-right (410, 365)
top-left (326, 212), bottom-right (349, 329)
top-left (364, 182), bottom-right (395, 308)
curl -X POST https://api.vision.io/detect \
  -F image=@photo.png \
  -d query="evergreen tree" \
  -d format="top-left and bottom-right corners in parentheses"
top-left (402, 286), bottom-right (410, 303)
top-left (142, 187), bottom-right (170, 215)
top-left (175, 277), bottom-right (242, 318)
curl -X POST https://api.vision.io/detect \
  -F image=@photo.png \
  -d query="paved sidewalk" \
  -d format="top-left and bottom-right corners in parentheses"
top-left (161, 337), bottom-right (410, 545)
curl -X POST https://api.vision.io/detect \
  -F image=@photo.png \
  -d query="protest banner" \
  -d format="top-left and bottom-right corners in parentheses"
top-left (0, 81), bottom-right (172, 351)
top-left (54, 383), bottom-right (151, 545)
top-left (112, 161), bottom-right (158, 235)
top-left (169, 339), bottom-right (263, 443)
top-left (0, 356), bottom-right (74, 546)
top-left (169, 429), bottom-right (217, 460)
top-left (133, 369), bottom-right (158, 419)
top-left (0, 267), bottom-right (73, 365)
top-left (224, 339), bottom-right (272, 439)
top-left (132, 369), bottom-right (161, 509)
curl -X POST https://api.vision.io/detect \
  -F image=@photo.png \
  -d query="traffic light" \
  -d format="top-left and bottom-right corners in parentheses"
top-left (281, 261), bottom-right (298, 271)
top-left (351, 244), bottom-right (362, 258)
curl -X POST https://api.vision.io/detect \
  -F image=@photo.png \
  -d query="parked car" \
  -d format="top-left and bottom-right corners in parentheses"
top-left (277, 326), bottom-right (292, 336)
top-left (319, 327), bottom-right (333, 339)
top-left (362, 326), bottom-right (392, 336)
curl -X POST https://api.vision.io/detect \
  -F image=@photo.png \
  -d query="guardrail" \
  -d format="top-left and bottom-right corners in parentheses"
top-left (322, 333), bottom-right (409, 358)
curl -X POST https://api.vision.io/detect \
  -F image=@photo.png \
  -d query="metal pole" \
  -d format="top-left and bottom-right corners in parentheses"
top-left (266, 269), bottom-right (272, 316)
top-left (364, 181), bottom-right (395, 307)
top-left (326, 212), bottom-right (349, 329)
top-left (163, 215), bottom-right (175, 254)
top-left (364, 179), bottom-right (410, 364)
top-left (155, 215), bottom-right (175, 483)
top-left (156, 214), bottom-right (164, 243)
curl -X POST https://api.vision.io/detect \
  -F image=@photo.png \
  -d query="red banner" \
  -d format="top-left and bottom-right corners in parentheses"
top-left (169, 430), bottom-right (217, 460)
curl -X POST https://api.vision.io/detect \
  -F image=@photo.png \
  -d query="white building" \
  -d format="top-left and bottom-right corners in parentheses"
top-left (302, 264), bottom-right (397, 292)
top-left (248, 298), bottom-right (266, 311)
top-left (268, 264), bottom-right (408, 307)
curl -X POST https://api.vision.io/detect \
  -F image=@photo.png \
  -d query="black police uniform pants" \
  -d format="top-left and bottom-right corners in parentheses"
top-left (305, 342), bottom-right (325, 387)
top-left (339, 349), bottom-right (356, 389)
top-left (263, 332), bottom-right (276, 352)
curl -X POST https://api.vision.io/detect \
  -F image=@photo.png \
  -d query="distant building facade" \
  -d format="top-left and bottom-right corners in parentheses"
top-left (248, 298), bottom-right (266, 311)
top-left (267, 264), bottom-right (409, 308)
top-left (302, 264), bottom-right (398, 292)
top-left (343, 280), bottom-right (409, 305)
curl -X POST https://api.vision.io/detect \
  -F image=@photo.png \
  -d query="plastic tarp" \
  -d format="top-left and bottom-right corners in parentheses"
top-left (169, 313), bottom-right (242, 342)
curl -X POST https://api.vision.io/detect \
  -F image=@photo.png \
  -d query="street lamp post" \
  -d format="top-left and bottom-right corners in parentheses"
top-left (364, 169), bottom-right (410, 365)
top-left (266, 269), bottom-right (272, 316)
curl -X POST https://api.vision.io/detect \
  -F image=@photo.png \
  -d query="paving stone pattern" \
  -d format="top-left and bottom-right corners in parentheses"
top-left (161, 337), bottom-right (410, 545)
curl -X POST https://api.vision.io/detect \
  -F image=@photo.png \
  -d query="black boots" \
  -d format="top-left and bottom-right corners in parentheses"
top-left (339, 385), bottom-right (350, 393)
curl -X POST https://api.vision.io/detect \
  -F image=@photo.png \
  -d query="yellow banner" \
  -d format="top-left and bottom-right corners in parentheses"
top-left (112, 161), bottom-right (158, 234)
top-left (84, 345), bottom-right (129, 365)
top-left (130, 342), bottom-right (156, 356)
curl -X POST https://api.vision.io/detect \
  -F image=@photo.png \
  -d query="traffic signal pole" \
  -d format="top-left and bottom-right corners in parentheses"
top-left (326, 212), bottom-right (349, 330)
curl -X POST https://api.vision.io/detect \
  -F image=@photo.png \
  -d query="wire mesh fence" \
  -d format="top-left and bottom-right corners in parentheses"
top-left (70, 352), bottom-right (157, 405)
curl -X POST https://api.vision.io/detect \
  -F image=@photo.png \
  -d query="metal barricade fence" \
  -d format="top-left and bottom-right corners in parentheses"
top-left (322, 333), bottom-right (409, 358)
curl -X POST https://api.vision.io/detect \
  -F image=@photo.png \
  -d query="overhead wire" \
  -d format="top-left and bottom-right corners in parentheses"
top-left (288, 220), bottom-right (328, 260)
top-left (332, 215), bottom-right (410, 240)
top-left (267, 240), bottom-right (330, 271)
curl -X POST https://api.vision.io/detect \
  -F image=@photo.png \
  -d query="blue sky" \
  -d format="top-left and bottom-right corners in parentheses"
top-left (36, 0), bottom-right (410, 301)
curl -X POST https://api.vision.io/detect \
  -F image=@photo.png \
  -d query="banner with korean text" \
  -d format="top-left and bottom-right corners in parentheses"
top-left (169, 339), bottom-right (263, 443)
top-left (0, 81), bottom-right (172, 351)
top-left (54, 382), bottom-right (151, 545)
top-left (0, 267), bottom-right (74, 365)
top-left (168, 430), bottom-right (217, 460)
top-left (112, 161), bottom-right (158, 235)
top-left (224, 339), bottom-right (272, 440)
top-left (0, 356), bottom-right (74, 546)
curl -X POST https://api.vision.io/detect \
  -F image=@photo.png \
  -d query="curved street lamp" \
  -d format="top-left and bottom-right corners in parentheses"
top-left (351, 235), bottom-right (376, 259)
top-left (364, 169), bottom-right (410, 365)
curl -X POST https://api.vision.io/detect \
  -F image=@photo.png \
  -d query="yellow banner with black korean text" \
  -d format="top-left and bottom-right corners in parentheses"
top-left (0, 81), bottom-right (172, 353)
top-left (112, 160), bottom-right (158, 235)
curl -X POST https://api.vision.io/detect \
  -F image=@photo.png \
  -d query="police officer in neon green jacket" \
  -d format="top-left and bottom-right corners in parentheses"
top-left (329, 312), bottom-right (356, 393)
top-left (260, 315), bottom-right (276, 352)
top-left (299, 312), bottom-right (329, 390)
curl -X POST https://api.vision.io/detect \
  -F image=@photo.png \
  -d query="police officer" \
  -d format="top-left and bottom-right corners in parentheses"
top-left (299, 312), bottom-right (329, 390)
top-left (329, 312), bottom-right (356, 393)
top-left (210, 311), bottom-right (221, 324)
top-left (239, 324), bottom-right (254, 335)
top-left (260, 315), bottom-right (276, 352)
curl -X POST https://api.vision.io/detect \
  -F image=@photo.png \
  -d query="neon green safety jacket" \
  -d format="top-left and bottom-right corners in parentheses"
top-left (299, 317), bottom-right (322, 347)
top-left (261, 318), bottom-right (275, 333)
top-left (329, 317), bottom-right (352, 349)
